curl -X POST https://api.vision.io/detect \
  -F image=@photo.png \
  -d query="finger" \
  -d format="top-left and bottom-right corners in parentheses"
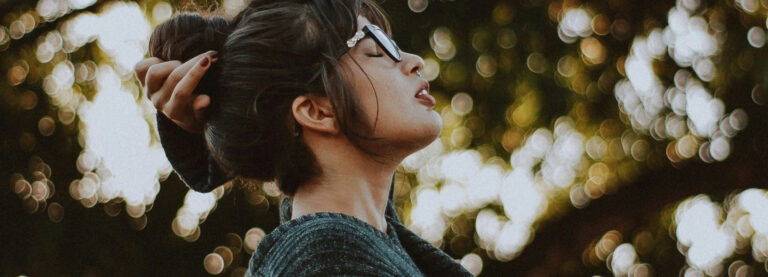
top-left (168, 50), bottom-right (218, 86)
top-left (134, 57), bottom-right (163, 87)
top-left (144, 60), bottom-right (182, 101)
top-left (192, 95), bottom-right (210, 121)
top-left (145, 51), bottom-right (215, 97)
top-left (166, 54), bottom-right (215, 118)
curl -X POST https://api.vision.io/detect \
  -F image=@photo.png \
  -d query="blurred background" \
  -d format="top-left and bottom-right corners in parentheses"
top-left (1, 0), bottom-right (767, 276)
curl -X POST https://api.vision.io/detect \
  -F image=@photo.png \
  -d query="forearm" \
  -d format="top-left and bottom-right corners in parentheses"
top-left (156, 112), bottom-right (228, 192)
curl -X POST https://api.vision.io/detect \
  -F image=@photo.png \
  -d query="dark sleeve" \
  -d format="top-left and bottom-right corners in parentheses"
top-left (156, 112), bottom-right (229, 192)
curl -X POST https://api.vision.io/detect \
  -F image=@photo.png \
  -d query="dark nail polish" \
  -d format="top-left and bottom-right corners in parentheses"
top-left (200, 57), bottom-right (210, 67)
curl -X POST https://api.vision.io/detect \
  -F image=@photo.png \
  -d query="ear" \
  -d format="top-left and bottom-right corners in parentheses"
top-left (292, 95), bottom-right (339, 136)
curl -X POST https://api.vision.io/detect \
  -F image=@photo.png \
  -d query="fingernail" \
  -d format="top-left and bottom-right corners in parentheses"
top-left (200, 57), bottom-right (210, 68)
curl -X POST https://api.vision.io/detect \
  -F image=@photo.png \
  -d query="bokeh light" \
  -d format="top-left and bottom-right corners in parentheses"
top-left (422, 58), bottom-right (440, 81)
top-left (430, 27), bottom-right (456, 61)
top-left (675, 195), bottom-right (736, 270)
top-left (526, 52), bottom-right (547, 74)
top-left (747, 27), bottom-right (766, 48)
top-left (558, 7), bottom-right (593, 43)
top-left (244, 227), bottom-right (266, 254)
top-left (460, 253), bottom-right (483, 275)
top-left (47, 202), bottom-right (64, 223)
top-left (204, 253), bottom-right (225, 275)
top-left (408, 0), bottom-right (428, 13)
top-left (152, 2), bottom-right (173, 23)
top-left (2, 0), bottom-right (767, 275)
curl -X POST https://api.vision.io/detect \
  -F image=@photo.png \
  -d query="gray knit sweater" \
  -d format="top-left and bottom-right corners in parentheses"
top-left (156, 113), bottom-right (474, 276)
top-left (248, 210), bottom-right (422, 276)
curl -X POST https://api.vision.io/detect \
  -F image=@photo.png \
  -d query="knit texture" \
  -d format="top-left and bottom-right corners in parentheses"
top-left (247, 212), bottom-right (422, 276)
top-left (270, 198), bottom-right (474, 277)
top-left (156, 113), bottom-right (474, 276)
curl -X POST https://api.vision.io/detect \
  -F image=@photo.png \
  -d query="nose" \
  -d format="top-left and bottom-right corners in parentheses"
top-left (400, 51), bottom-right (425, 77)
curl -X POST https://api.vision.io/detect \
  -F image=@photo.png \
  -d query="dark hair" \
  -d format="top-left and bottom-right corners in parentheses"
top-left (148, 0), bottom-right (391, 196)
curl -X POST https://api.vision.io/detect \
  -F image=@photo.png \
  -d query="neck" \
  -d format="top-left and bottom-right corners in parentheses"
top-left (290, 133), bottom-right (401, 233)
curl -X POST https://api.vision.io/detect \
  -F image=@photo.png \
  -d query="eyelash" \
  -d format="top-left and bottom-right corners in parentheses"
top-left (366, 53), bottom-right (384, 58)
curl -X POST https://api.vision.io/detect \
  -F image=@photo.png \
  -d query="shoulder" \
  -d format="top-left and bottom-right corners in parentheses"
top-left (266, 213), bottom-right (385, 254)
top-left (247, 213), bottom-right (400, 277)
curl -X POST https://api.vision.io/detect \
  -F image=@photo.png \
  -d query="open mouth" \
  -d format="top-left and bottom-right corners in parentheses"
top-left (415, 82), bottom-right (436, 107)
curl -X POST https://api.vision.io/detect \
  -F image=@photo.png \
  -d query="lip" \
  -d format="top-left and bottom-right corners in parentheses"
top-left (414, 81), bottom-right (436, 107)
top-left (414, 81), bottom-right (430, 97)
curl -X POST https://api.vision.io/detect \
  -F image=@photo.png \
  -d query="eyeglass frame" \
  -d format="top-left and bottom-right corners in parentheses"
top-left (345, 24), bottom-right (402, 63)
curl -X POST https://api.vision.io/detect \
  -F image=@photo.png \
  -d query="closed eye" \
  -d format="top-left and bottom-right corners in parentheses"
top-left (366, 53), bottom-right (384, 57)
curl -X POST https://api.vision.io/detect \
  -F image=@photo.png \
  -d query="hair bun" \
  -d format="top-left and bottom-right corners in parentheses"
top-left (148, 13), bottom-right (232, 192)
top-left (149, 13), bottom-right (230, 61)
top-left (149, 12), bottom-right (231, 117)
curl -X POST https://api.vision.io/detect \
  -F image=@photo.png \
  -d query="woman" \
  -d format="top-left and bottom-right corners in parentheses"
top-left (135, 0), bottom-right (473, 276)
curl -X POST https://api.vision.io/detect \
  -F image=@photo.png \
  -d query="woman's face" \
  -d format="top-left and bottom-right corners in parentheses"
top-left (339, 16), bottom-right (443, 157)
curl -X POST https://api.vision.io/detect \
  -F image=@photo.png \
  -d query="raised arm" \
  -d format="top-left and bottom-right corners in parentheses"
top-left (135, 53), bottom-right (401, 215)
top-left (135, 52), bottom-right (228, 192)
top-left (155, 112), bottom-right (228, 192)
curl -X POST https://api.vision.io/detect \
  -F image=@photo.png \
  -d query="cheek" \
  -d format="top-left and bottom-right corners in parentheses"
top-left (356, 73), bottom-right (399, 120)
top-left (350, 66), bottom-right (441, 142)
top-left (355, 83), bottom-right (381, 123)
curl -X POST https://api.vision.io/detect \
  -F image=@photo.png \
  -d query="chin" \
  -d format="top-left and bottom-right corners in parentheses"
top-left (371, 112), bottom-right (443, 159)
top-left (426, 113), bottom-right (443, 140)
top-left (410, 113), bottom-right (443, 150)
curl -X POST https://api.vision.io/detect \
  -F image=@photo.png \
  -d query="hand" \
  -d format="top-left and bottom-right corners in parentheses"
top-left (134, 51), bottom-right (218, 134)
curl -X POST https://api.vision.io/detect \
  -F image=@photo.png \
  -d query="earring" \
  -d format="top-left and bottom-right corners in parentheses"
top-left (293, 120), bottom-right (302, 138)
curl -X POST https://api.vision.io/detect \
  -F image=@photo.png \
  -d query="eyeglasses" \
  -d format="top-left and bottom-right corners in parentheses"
top-left (345, 24), bottom-right (402, 62)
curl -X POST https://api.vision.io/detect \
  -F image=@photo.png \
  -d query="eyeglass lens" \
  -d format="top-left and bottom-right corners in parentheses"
top-left (366, 25), bottom-right (402, 62)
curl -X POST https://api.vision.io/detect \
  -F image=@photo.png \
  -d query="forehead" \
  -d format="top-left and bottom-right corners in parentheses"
top-left (356, 16), bottom-right (371, 32)
top-left (355, 15), bottom-right (392, 38)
